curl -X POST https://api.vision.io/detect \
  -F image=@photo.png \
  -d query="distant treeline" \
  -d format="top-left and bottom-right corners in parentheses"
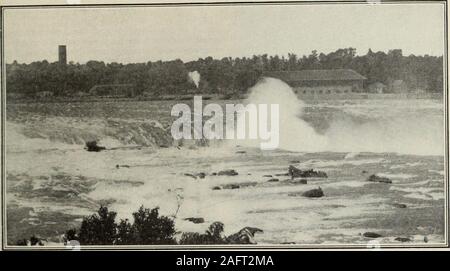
top-left (5, 48), bottom-right (443, 98)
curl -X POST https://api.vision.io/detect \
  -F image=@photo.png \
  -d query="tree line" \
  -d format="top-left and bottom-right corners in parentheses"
top-left (5, 48), bottom-right (443, 98)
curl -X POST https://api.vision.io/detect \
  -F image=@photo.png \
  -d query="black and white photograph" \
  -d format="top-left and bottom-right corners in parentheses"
top-left (0, 0), bottom-right (448, 250)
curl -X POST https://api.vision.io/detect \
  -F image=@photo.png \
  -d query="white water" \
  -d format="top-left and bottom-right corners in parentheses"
top-left (238, 77), bottom-right (444, 156)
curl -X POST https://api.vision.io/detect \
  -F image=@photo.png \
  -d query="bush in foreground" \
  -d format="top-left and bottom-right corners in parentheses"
top-left (64, 205), bottom-right (176, 245)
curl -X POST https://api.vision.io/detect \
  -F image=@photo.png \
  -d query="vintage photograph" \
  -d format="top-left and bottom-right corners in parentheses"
top-left (1, 1), bottom-right (448, 248)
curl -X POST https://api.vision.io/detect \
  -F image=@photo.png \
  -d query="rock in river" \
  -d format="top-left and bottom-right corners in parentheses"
top-left (367, 174), bottom-right (392, 184)
top-left (184, 217), bottom-right (205, 224)
top-left (301, 187), bottom-right (324, 198)
top-left (363, 232), bottom-right (382, 238)
top-left (217, 169), bottom-right (238, 176)
top-left (185, 172), bottom-right (207, 179)
top-left (392, 203), bottom-right (407, 208)
top-left (85, 141), bottom-right (106, 152)
top-left (395, 237), bottom-right (411, 242)
top-left (288, 165), bottom-right (327, 178)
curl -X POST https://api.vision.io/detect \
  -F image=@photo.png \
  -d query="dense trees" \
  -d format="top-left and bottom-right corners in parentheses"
top-left (5, 48), bottom-right (443, 99)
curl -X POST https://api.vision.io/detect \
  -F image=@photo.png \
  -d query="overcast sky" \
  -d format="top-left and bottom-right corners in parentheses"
top-left (3, 2), bottom-right (445, 64)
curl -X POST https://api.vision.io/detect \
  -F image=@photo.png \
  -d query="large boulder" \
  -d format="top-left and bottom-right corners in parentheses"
top-left (301, 187), bottom-right (324, 198)
top-left (85, 141), bottom-right (105, 152)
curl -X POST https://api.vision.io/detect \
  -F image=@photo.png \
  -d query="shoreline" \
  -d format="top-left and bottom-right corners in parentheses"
top-left (5, 92), bottom-right (444, 105)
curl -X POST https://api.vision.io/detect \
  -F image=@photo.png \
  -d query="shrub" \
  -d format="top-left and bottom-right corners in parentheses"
top-left (64, 205), bottom-right (177, 245)
top-left (179, 221), bottom-right (226, 245)
top-left (130, 206), bottom-right (177, 245)
top-left (78, 206), bottom-right (117, 245)
top-left (115, 219), bottom-right (134, 245)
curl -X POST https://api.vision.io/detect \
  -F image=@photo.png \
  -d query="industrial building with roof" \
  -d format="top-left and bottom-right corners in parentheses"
top-left (264, 69), bottom-right (367, 95)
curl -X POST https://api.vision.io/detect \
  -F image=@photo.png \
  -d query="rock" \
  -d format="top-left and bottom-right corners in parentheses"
top-left (212, 186), bottom-right (222, 190)
top-left (218, 169), bottom-right (238, 176)
top-left (185, 172), bottom-right (206, 179)
top-left (211, 172), bottom-right (217, 176)
top-left (222, 184), bottom-right (240, 189)
top-left (275, 173), bottom-right (290, 176)
top-left (302, 187), bottom-right (324, 198)
top-left (226, 227), bottom-right (263, 244)
top-left (197, 172), bottom-right (206, 179)
top-left (395, 237), bottom-right (411, 242)
top-left (184, 217), bottom-right (205, 224)
top-left (85, 141), bottom-right (105, 152)
top-left (367, 174), bottom-right (392, 184)
top-left (362, 170), bottom-right (368, 174)
top-left (184, 173), bottom-right (197, 179)
top-left (236, 151), bottom-right (246, 154)
top-left (222, 182), bottom-right (257, 190)
top-left (263, 175), bottom-right (273, 178)
top-left (298, 179), bottom-right (308, 184)
top-left (267, 178), bottom-right (279, 182)
top-left (290, 160), bottom-right (300, 164)
top-left (363, 232), bottom-right (382, 238)
top-left (288, 165), bottom-right (327, 178)
top-left (392, 203), bottom-right (407, 208)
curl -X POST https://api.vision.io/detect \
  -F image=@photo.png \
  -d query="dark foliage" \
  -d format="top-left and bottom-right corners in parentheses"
top-left (16, 235), bottom-right (44, 246)
top-left (78, 206), bottom-right (117, 245)
top-left (126, 206), bottom-right (177, 245)
top-left (179, 221), bottom-right (227, 245)
top-left (64, 205), bottom-right (177, 245)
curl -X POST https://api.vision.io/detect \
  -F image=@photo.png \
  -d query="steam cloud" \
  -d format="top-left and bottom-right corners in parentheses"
top-left (188, 71), bottom-right (201, 88)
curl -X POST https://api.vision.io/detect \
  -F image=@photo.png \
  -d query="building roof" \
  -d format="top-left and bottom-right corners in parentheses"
top-left (263, 69), bottom-right (367, 82)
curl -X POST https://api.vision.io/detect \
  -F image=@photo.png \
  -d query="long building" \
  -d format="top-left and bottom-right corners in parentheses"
top-left (264, 69), bottom-right (367, 95)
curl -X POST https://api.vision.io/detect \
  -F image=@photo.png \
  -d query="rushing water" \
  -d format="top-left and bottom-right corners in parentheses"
top-left (5, 89), bottom-right (446, 245)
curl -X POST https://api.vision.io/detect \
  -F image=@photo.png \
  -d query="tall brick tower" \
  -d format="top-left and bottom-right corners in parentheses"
top-left (58, 45), bottom-right (67, 65)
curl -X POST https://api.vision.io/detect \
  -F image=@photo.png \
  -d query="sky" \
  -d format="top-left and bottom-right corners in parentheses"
top-left (3, 2), bottom-right (446, 64)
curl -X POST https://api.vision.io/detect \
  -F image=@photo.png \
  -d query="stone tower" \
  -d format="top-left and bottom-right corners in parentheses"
top-left (58, 45), bottom-right (67, 65)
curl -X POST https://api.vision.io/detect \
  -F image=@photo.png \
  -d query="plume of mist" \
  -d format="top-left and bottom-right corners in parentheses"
top-left (188, 71), bottom-right (201, 88)
top-left (235, 77), bottom-right (328, 152)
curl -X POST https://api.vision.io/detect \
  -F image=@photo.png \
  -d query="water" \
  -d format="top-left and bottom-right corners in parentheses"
top-left (5, 87), bottom-right (445, 245)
